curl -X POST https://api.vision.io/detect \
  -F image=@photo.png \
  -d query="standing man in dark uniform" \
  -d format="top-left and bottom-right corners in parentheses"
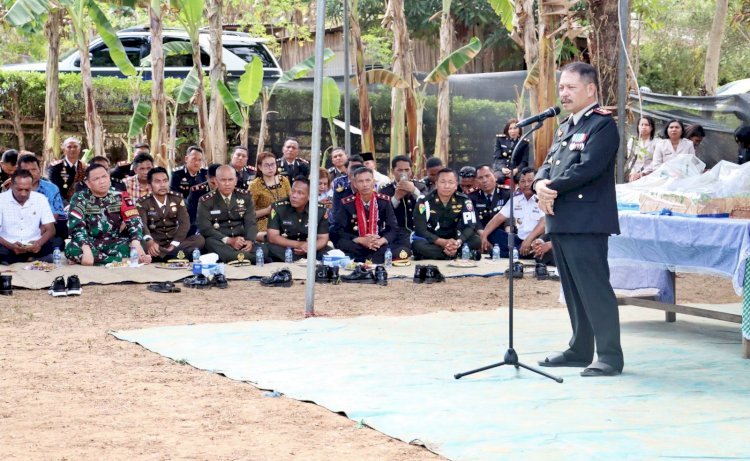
top-left (230, 145), bottom-right (256, 189)
top-left (196, 165), bottom-right (266, 264)
top-left (137, 167), bottom-right (204, 262)
top-left (420, 157), bottom-right (443, 193)
top-left (534, 62), bottom-right (623, 377)
top-left (333, 167), bottom-right (407, 263)
top-left (379, 155), bottom-right (425, 262)
top-left (276, 138), bottom-right (310, 179)
top-left (48, 137), bottom-right (87, 204)
top-left (412, 168), bottom-right (481, 260)
top-left (170, 145), bottom-right (208, 199)
top-left (266, 177), bottom-right (330, 262)
top-left (493, 119), bottom-right (530, 184)
top-left (470, 164), bottom-right (511, 249)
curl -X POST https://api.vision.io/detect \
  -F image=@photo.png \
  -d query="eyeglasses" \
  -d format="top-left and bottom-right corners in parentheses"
top-left (260, 162), bottom-right (277, 169)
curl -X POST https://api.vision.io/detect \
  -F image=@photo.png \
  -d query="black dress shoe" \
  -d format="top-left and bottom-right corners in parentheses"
top-left (66, 275), bottom-right (82, 296)
top-left (260, 268), bottom-right (293, 287)
top-left (505, 261), bottom-right (524, 279)
top-left (183, 274), bottom-right (211, 289)
top-left (535, 262), bottom-right (550, 280)
top-left (413, 265), bottom-right (426, 284)
top-left (374, 265), bottom-right (388, 286)
top-left (341, 265), bottom-right (375, 284)
top-left (211, 273), bottom-right (229, 289)
top-left (328, 265), bottom-right (340, 285)
top-left (423, 265), bottom-right (445, 284)
top-left (0, 274), bottom-right (12, 296)
top-left (315, 264), bottom-right (330, 283)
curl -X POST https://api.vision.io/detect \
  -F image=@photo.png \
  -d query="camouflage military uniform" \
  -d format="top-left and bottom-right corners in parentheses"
top-left (196, 188), bottom-right (267, 263)
top-left (266, 199), bottom-right (330, 262)
top-left (412, 190), bottom-right (481, 260)
top-left (65, 188), bottom-right (145, 265)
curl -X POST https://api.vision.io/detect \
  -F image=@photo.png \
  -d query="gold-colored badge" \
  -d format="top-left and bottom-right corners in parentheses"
top-left (177, 250), bottom-right (185, 260)
top-left (237, 199), bottom-right (245, 205)
top-left (399, 250), bottom-right (408, 259)
top-left (237, 252), bottom-right (245, 261)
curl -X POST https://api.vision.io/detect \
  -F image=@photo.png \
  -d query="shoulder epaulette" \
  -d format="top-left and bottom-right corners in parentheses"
top-left (244, 165), bottom-right (256, 171)
top-left (189, 182), bottom-right (206, 192)
top-left (341, 194), bottom-right (356, 205)
top-left (593, 107), bottom-right (612, 116)
top-left (49, 159), bottom-right (63, 167)
top-left (375, 192), bottom-right (390, 201)
top-left (455, 191), bottom-right (470, 200)
top-left (200, 191), bottom-right (216, 202)
top-left (172, 165), bottom-right (186, 173)
top-left (496, 133), bottom-right (507, 138)
top-left (234, 188), bottom-right (251, 196)
top-left (117, 160), bottom-right (129, 166)
top-left (519, 138), bottom-right (528, 143)
top-left (298, 158), bottom-right (309, 164)
top-left (137, 193), bottom-right (152, 203)
top-left (274, 199), bottom-right (290, 207)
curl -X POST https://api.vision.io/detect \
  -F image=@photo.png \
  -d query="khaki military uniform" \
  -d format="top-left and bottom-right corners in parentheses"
top-left (266, 200), bottom-right (330, 262)
top-left (196, 189), bottom-right (266, 263)
top-left (137, 192), bottom-right (204, 261)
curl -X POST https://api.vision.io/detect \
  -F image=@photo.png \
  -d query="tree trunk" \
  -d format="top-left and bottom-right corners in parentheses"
top-left (435, 3), bottom-right (453, 165)
top-left (43, 9), bottom-right (63, 165)
top-left (383, 0), bottom-right (414, 166)
top-left (71, 10), bottom-right (105, 158)
top-left (149, 1), bottom-right (168, 169)
top-left (350, 0), bottom-right (376, 154)
top-left (11, 91), bottom-right (26, 151)
top-left (193, 44), bottom-right (211, 160)
top-left (257, 90), bottom-right (270, 158)
top-left (703, 0), bottom-right (729, 95)
top-left (208, 0), bottom-right (227, 164)
top-left (587, 0), bottom-right (620, 107)
top-left (534, 0), bottom-right (559, 168)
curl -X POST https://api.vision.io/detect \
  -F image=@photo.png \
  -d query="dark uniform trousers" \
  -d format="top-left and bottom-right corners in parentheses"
top-left (412, 234), bottom-right (481, 260)
top-left (151, 236), bottom-right (205, 262)
top-left (204, 238), bottom-right (269, 264)
top-left (535, 104), bottom-right (623, 371)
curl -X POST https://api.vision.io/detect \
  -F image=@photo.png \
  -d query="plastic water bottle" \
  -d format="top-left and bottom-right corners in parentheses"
top-left (492, 244), bottom-right (501, 261)
top-left (461, 243), bottom-right (471, 261)
top-left (285, 247), bottom-right (294, 264)
top-left (129, 245), bottom-right (139, 267)
top-left (384, 247), bottom-right (393, 268)
top-left (255, 246), bottom-right (264, 267)
top-left (192, 248), bottom-right (201, 262)
top-left (52, 247), bottom-right (62, 269)
top-left (512, 247), bottom-right (520, 262)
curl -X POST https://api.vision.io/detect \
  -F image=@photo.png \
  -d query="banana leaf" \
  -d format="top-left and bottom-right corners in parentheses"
top-left (237, 58), bottom-right (263, 107)
top-left (4, 0), bottom-right (50, 26)
top-left (128, 101), bottom-right (151, 138)
top-left (364, 69), bottom-right (412, 89)
top-left (488, 0), bottom-right (515, 32)
top-left (175, 67), bottom-right (200, 104)
top-left (88, 0), bottom-right (136, 77)
top-left (141, 41), bottom-right (193, 66)
top-left (424, 37), bottom-right (482, 85)
top-left (216, 80), bottom-right (244, 127)
top-left (321, 77), bottom-right (341, 119)
top-left (276, 48), bottom-right (335, 86)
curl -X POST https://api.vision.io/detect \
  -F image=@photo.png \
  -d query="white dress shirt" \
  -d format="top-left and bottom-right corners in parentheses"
top-left (0, 190), bottom-right (55, 243)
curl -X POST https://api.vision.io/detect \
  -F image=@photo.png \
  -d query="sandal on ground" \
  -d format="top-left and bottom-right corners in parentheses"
top-left (147, 282), bottom-right (181, 293)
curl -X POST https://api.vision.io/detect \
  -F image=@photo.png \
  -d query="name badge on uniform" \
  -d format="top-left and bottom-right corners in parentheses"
top-left (210, 210), bottom-right (221, 215)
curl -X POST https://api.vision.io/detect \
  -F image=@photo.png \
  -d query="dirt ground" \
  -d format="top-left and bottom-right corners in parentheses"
top-left (0, 273), bottom-right (740, 460)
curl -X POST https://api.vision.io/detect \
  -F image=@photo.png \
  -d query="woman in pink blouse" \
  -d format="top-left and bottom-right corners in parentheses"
top-left (644, 119), bottom-right (695, 174)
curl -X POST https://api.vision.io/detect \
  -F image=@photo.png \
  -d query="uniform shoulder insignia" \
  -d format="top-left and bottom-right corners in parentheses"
top-left (117, 160), bottom-right (129, 166)
top-left (298, 158), bottom-right (309, 164)
top-left (168, 190), bottom-right (182, 197)
top-left (593, 107), bottom-right (612, 116)
top-left (189, 182), bottom-right (205, 191)
top-left (234, 187), bottom-right (250, 195)
top-left (172, 166), bottom-right (185, 173)
top-left (455, 191), bottom-right (470, 200)
top-left (49, 159), bottom-right (63, 167)
top-left (245, 165), bottom-right (256, 171)
top-left (375, 192), bottom-right (390, 201)
top-left (496, 134), bottom-right (507, 138)
top-left (341, 195), bottom-right (356, 205)
top-left (200, 191), bottom-right (216, 202)
top-left (519, 138), bottom-right (528, 143)
top-left (275, 199), bottom-right (290, 207)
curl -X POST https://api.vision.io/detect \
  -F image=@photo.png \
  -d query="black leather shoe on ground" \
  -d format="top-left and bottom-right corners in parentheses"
top-left (0, 274), bottom-right (12, 295)
top-left (183, 274), bottom-right (211, 289)
top-left (341, 265), bottom-right (376, 284)
top-left (211, 273), bottom-right (229, 289)
top-left (328, 265), bottom-right (341, 285)
top-left (260, 268), bottom-right (293, 287)
top-left (315, 264), bottom-right (331, 283)
top-left (423, 265), bottom-right (445, 284)
top-left (535, 263), bottom-right (550, 280)
top-left (66, 275), bottom-right (82, 296)
top-left (413, 265), bottom-right (426, 284)
top-left (48, 276), bottom-right (67, 297)
top-left (505, 262), bottom-right (524, 279)
top-left (374, 265), bottom-right (388, 286)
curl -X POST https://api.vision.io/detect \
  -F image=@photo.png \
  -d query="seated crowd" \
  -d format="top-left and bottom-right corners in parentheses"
top-left (0, 136), bottom-right (556, 276)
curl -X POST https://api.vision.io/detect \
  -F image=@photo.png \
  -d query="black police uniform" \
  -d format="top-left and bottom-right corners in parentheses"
top-left (196, 188), bottom-right (267, 263)
top-left (379, 179), bottom-right (426, 247)
top-left (48, 158), bottom-right (86, 203)
top-left (266, 200), bottom-right (330, 262)
top-left (412, 190), bottom-right (481, 260)
top-left (332, 192), bottom-right (409, 263)
top-left (327, 166), bottom-right (347, 183)
top-left (170, 165), bottom-right (208, 199)
top-left (185, 181), bottom-right (211, 236)
top-left (493, 134), bottom-right (529, 182)
top-left (276, 157), bottom-right (310, 179)
top-left (235, 165), bottom-right (257, 190)
top-left (329, 175), bottom-right (353, 233)
top-left (469, 185), bottom-right (511, 228)
top-left (110, 161), bottom-right (134, 181)
top-left (535, 104), bottom-right (623, 372)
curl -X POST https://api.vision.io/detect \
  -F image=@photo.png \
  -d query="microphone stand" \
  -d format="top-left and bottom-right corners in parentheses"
top-left (454, 119), bottom-right (563, 383)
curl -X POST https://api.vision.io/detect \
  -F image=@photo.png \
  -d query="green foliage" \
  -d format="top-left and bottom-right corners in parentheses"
top-left (424, 37), bottom-right (482, 84)
top-left (361, 33), bottom-right (394, 67)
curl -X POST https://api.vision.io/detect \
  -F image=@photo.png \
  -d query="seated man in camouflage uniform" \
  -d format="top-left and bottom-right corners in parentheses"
top-left (137, 167), bottom-right (205, 262)
top-left (332, 167), bottom-right (407, 264)
top-left (412, 168), bottom-right (481, 260)
top-left (65, 164), bottom-right (151, 266)
top-left (266, 176), bottom-right (330, 262)
top-left (196, 165), bottom-right (267, 264)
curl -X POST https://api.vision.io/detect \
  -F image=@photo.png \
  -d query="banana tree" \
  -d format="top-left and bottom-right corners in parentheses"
top-left (170, 0), bottom-right (210, 160)
top-left (256, 48), bottom-right (335, 157)
top-left (362, 37), bottom-right (482, 175)
top-left (207, 0), bottom-right (226, 163)
top-left (149, 0), bottom-right (168, 168)
top-left (321, 76), bottom-right (341, 158)
top-left (215, 57), bottom-right (264, 150)
top-left (435, 0), bottom-right (454, 164)
top-left (6, 0), bottom-right (111, 158)
top-left (349, 0), bottom-right (375, 155)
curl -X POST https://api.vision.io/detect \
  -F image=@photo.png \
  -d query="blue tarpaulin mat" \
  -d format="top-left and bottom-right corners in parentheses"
top-left (112, 307), bottom-right (750, 461)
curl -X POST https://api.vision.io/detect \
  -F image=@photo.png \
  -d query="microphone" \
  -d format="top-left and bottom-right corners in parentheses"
top-left (515, 106), bottom-right (561, 128)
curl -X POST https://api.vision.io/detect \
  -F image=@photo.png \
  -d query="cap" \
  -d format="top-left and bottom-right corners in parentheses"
top-left (459, 166), bottom-right (477, 178)
top-left (360, 152), bottom-right (375, 162)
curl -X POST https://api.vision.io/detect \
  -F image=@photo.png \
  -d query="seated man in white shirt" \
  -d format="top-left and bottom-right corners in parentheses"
top-left (480, 167), bottom-right (546, 259)
top-left (0, 170), bottom-right (57, 265)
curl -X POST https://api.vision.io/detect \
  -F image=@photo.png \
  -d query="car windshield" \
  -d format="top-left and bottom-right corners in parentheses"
top-left (224, 44), bottom-right (274, 68)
